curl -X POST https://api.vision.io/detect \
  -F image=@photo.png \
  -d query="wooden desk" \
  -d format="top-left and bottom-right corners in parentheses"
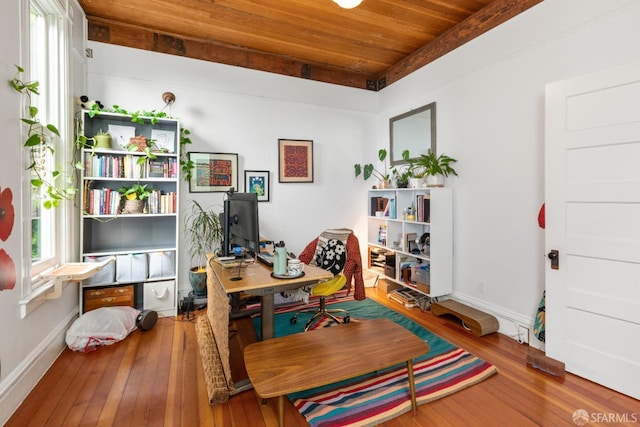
top-left (208, 257), bottom-right (333, 340)
top-left (244, 318), bottom-right (430, 427)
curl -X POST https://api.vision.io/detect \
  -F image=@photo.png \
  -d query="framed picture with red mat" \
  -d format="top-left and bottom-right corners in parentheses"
top-left (278, 139), bottom-right (313, 183)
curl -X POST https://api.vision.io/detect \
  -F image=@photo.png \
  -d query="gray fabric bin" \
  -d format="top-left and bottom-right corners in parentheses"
top-left (116, 253), bottom-right (148, 282)
top-left (148, 251), bottom-right (176, 278)
top-left (82, 255), bottom-right (116, 286)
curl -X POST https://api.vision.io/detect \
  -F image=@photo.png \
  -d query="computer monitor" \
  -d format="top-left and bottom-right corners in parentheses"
top-left (220, 191), bottom-right (260, 257)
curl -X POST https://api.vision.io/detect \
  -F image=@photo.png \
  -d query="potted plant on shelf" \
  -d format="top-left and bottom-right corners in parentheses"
top-left (117, 183), bottom-right (152, 213)
top-left (391, 167), bottom-right (411, 188)
top-left (354, 148), bottom-right (392, 188)
top-left (391, 150), bottom-right (417, 188)
top-left (415, 150), bottom-right (458, 187)
top-left (184, 200), bottom-right (223, 297)
top-left (93, 129), bottom-right (111, 149)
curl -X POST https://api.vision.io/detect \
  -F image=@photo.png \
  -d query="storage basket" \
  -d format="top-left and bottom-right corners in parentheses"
top-left (148, 251), bottom-right (176, 278)
top-left (82, 255), bottom-right (116, 286)
top-left (116, 253), bottom-right (148, 282)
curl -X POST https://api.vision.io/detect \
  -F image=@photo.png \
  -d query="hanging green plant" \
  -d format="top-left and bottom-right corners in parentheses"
top-left (179, 127), bottom-right (193, 182)
top-left (9, 65), bottom-right (76, 208)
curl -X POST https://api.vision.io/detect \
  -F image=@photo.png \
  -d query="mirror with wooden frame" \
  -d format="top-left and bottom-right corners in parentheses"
top-left (389, 102), bottom-right (436, 166)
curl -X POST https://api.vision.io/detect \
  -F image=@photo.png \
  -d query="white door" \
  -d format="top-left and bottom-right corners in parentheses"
top-left (545, 60), bottom-right (640, 400)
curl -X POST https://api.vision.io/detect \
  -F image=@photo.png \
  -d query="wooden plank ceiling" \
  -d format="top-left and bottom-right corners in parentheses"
top-left (79, 0), bottom-right (542, 90)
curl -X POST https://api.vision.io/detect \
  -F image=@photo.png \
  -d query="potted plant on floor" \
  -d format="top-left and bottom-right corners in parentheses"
top-left (354, 148), bottom-right (392, 188)
top-left (117, 183), bottom-right (152, 213)
top-left (184, 200), bottom-right (223, 297)
top-left (414, 150), bottom-right (458, 187)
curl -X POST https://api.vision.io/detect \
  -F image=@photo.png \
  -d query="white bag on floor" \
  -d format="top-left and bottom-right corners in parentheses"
top-left (66, 306), bottom-right (140, 353)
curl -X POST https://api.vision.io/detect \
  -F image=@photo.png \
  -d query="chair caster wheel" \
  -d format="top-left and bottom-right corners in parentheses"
top-left (290, 317), bottom-right (297, 324)
top-left (343, 315), bottom-right (350, 324)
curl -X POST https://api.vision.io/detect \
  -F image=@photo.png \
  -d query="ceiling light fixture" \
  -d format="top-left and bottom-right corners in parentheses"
top-left (332, 0), bottom-right (363, 9)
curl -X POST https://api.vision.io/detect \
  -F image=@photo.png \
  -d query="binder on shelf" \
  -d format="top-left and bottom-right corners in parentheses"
top-left (422, 195), bottom-right (430, 222)
top-left (370, 197), bottom-right (378, 216)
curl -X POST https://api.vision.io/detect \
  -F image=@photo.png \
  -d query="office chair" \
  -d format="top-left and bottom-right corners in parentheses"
top-left (290, 229), bottom-right (364, 331)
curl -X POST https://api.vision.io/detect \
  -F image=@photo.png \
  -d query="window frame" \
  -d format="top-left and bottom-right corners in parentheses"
top-left (20, 0), bottom-right (74, 298)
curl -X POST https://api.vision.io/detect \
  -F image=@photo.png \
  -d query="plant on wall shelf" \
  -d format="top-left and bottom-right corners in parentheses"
top-left (390, 150), bottom-right (413, 187)
top-left (416, 150), bottom-right (458, 177)
top-left (354, 148), bottom-right (391, 184)
top-left (9, 65), bottom-right (76, 208)
top-left (413, 149), bottom-right (458, 187)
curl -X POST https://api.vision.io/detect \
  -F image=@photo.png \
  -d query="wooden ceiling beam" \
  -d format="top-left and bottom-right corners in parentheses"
top-left (86, 17), bottom-right (378, 90)
top-left (378, 0), bottom-right (544, 88)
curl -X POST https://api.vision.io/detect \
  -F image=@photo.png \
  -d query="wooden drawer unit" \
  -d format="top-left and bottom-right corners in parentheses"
top-left (83, 285), bottom-right (135, 313)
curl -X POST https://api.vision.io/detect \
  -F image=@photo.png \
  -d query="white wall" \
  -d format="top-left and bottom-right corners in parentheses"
top-left (379, 0), bottom-right (640, 342)
top-left (86, 43), bottom-right (378, 299)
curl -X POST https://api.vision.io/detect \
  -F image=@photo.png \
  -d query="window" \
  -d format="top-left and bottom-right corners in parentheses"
top-left (23, 0), bottom-right (71, 287)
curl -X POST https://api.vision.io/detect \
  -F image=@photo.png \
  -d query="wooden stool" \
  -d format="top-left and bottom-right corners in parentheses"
top-left (431, 299), bottom-right (499, 337)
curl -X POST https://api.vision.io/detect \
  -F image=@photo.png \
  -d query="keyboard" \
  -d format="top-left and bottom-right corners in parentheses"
top-left (256, 252), bottom-right (274, 267)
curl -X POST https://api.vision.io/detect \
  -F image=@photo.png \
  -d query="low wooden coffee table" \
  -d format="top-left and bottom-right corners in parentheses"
top-left (244, 318), bottom-right (430, 427)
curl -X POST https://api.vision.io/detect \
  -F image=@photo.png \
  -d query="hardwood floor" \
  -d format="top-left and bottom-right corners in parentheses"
top-left (7, 287), bottom-right (639, 426)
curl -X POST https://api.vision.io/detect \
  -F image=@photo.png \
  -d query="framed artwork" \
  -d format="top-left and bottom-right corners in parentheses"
top-left (244, 170), bottom-right (270, 202)
top-left (188, 152), bottom-right (239, 193)
top-left (278, 139), bottom-right (314, 183)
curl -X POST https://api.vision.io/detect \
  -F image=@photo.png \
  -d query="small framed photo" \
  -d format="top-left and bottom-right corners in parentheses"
top-left (188, 152), bottom-right (239, 193)
top-left (245, 170), bottom-right (270, 202)
top-left (278, 139), bottom-right (313, 183)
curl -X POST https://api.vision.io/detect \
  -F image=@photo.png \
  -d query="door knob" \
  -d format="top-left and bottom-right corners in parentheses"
top-left (548, 249), bottom-right (559, 270)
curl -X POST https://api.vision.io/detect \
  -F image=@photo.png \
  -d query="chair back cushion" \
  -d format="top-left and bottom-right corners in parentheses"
top-left (315, 238), bottom-right (347, 275)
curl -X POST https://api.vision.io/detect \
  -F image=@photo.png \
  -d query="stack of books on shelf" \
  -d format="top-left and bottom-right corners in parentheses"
top-left (83, 182), bottom-right (177, 215)
top-left (84, 153), bottom-right (178, 179)
top-left (147, 190), bottom-right (177, 214)
top-left (84, 186), bottom-right (122, 215)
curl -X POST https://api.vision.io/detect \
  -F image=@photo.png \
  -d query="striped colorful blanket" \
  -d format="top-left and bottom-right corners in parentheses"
top-left (253, 298), bottom-right (498, 427)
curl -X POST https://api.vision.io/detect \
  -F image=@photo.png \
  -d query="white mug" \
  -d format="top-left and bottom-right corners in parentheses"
top-left (287, 259), bottom-right (304, 276)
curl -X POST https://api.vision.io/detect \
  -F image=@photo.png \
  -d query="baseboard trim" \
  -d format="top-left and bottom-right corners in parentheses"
top-left (0, 310), bottom-right (78, 425)
top-left (449, 293), bottom-right (544, 350)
